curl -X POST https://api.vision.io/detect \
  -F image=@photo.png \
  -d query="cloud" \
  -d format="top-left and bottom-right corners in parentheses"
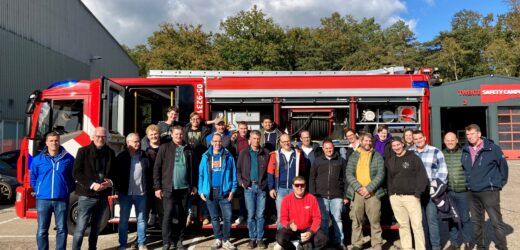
top-left (82, 0), bottom-right (411, 47)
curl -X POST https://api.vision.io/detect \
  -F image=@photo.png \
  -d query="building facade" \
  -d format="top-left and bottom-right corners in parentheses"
top-left (0, 0), bottom-right (138, 151)
top-left (430, 75), bottom-right (520, 159)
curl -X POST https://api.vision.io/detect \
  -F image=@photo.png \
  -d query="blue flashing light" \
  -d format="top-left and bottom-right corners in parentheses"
top-left (47, 80), bottom-right (79, 89)
top-left (412, 81), bottom-right (429, 89)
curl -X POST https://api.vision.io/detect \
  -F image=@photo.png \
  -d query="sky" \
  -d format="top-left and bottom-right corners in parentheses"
top-left (81, 0), bottom-right (512, 48)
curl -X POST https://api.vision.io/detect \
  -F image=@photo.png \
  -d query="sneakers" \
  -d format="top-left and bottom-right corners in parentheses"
top-left (247, 240), bottom-right (257, 249)
top-left (211, 239), bottom-right (222, 250)
top-left (223, 240), bottom-right (237, 250)
top-left (138, 246), bottom-right (148, 250)
top-left (273, 242), bottom-right (283, 250)
top-left (203, 217), bottom-right (211, 225)
top-left (257, 239), bottom-right (267, 249)
top-left (172, 217), bottom-right (179, 224)
top-left (233, 216), bottom-right (245, 225)
top-left (176, 241), bottom-right (187, 250)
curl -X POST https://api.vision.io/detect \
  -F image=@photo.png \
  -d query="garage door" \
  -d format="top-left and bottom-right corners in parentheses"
top-left (498, 106), bottom-right (520, 159)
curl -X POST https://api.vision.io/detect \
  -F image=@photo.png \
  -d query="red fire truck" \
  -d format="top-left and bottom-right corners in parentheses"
top-left (15, 67), bottom-right (432, 233)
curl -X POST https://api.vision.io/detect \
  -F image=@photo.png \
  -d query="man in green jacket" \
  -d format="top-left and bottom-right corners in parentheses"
top-left (443, 132), bottom-right (473, 250)
top-left (345, 133), bottom-right (386, 250)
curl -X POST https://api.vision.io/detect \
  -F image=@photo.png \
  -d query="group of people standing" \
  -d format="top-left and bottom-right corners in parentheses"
top-left (29, 105), bottom-right (509, 250)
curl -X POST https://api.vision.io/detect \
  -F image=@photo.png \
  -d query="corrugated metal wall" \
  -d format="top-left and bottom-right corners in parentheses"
top-left (0, 0), bottom-right (139, 121)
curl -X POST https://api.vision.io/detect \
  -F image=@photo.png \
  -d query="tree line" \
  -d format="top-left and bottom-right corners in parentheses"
top-left (124, 3), bottom-right (520, 82)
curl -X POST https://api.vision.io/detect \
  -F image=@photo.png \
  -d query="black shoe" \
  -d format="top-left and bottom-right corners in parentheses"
top-left (247, 240), bottom-right (257, 249)
top-left (176, 241), bottom-right (187, 250)
top-left (257, 239), bottom-right (267, 249)
top-left (162, 245), bottom-right (170, 250)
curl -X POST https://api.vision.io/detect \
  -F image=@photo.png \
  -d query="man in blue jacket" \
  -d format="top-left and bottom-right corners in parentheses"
top-left (30, 132), bottom-right (75, 250)
top-left (462, 124), bottom-right (508, 250)
top-left (199, 133), bottom-right (237, 250)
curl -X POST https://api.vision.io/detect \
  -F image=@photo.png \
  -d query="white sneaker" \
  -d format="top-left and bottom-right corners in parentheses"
top-left (223, 240), bottom-right (237, 250)
top-left (233, 216), bottom-right (244, 225)
top-left (211, 239), bottom-right (222, 250)
top-left (273, 242), bottom-right (283, 250)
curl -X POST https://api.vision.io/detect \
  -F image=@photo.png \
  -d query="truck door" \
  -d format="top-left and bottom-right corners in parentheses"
top-left (101, 78), bottom-right (126, 152)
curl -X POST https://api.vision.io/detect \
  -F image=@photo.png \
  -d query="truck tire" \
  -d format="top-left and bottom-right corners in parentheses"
top-left (67, 192), bottom-right (110, 236)
top-left (0, 181), bottom-right (13, 203)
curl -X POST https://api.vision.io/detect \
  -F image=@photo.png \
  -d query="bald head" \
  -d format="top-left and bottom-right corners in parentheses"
top-left (443, 132), bottom-right (458, 150)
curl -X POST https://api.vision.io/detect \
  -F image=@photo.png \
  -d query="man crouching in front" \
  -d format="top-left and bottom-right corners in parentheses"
top-left (275, 176), bottom-right (327, 250)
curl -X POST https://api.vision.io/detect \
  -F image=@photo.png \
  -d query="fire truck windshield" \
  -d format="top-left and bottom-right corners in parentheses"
top-left (34, 100), bottom-right (84, 142)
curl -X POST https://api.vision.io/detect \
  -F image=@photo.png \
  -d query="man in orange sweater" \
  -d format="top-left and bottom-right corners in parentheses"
top-left (275, 176), bottom-right (327, 250)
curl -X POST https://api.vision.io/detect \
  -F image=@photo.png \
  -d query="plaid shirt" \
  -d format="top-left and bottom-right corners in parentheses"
top-left (410, 144), bottom-right (448, 183)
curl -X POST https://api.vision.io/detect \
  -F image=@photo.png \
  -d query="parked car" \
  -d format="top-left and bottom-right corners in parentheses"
top-left (0, 150), bottom-right (19, 170)
top-left (0, 150), bottom-right (19, 203)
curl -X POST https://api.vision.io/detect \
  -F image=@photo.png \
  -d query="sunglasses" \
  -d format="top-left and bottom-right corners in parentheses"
top-left (293, 183), bottom-right (305, 188)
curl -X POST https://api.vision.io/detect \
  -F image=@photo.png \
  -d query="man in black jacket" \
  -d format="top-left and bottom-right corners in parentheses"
top-left (72, 127), bottom-right (116, 250)
top-left (386, 136), bottom-right (428, 250)
top-left (154, 126), bottom-right (195, 250)
top-left (309, 139), bottom-right (348, 249)
top-left (115, 133), bottom-right (150, 250)
top-left (237, 130), bottom-right (270, 249)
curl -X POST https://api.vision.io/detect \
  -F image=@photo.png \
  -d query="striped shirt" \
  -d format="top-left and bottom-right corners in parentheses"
top-left (410, 144), bottom-right (448, 183)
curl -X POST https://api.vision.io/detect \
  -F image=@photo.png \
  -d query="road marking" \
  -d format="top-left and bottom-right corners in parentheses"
top-left (0, 235), bottom-right (34, 238)
top-left (0, 217), bottom-right (18, 225)
top-left (188, 237), bottom-right (201, 250)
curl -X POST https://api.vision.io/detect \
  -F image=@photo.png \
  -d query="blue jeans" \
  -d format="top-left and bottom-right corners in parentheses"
top-left (423, 198), bottom-right (441, 250)
top-left (244, 184), bottom-right (266, 240)
top-left (72, 196), bottom-right (108, 250)
top-left (275, 187), bottom-right (292, 229)
top-left (118, 194), bottom-right (147, 247)
top-left (448, 191), bottom-right (473, 246)
top-left (317, 197), bottom-right (344, 245)
top-left (36, 199), bottom-right (68, 250)
top-left (206, 188), bottom-right (233, 241)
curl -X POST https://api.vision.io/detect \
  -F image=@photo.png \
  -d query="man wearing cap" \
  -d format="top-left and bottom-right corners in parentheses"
top-left (386, 136), bottom-right (428, 250)
top-left (205, 119), bottom-right (235, 156)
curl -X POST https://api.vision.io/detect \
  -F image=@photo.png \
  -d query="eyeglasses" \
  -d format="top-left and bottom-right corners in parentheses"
top-left (293, 183), bottom-right (305, 188)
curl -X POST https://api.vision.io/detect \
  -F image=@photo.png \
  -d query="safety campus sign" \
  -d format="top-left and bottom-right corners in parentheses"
top-left (455, 84), bottom-right (520, 103)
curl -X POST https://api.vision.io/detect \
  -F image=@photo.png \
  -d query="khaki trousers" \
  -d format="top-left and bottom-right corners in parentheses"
top-left (350, 193), bottom-right (383, 248)
top-left (389, 194), bottom-right (425, 250)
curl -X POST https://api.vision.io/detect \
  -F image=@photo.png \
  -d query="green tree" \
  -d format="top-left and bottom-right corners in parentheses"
top-left (214, 5), bottom-right (288, 70)
top-left (146, 23), bottom-right (219, 70)
top-left (484, 38), bottom-right (516, 76)
top-left (437, 37), bottom-right (469, 80)
top-left (382, 20), bottom-right (419, 67)
top-left (122, 44), bottom-right (149, 76)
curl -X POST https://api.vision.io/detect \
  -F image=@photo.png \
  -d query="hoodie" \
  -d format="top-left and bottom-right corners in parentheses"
top-left (374, 133), bottom-right (393, 159)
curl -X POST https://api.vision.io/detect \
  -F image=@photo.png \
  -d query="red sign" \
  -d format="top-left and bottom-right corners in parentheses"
top-left (481, 84), bottom-right (520, 103)
top-left (457, 90), bottom-right (480, 96)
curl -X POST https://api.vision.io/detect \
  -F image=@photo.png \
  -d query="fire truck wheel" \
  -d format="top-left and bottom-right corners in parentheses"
top-left (0, 181), bottom-right (13, 202)
top-left (67, 192), bottom-right (110, 236)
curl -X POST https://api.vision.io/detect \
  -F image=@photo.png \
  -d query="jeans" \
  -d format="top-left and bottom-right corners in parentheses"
top-left (469, 191), bottom-right (507, 250)
top-left (422, 197), bottom-right (441, 250)
top-left (350, 193), bottom-right (382, 248)
top-left (118, 194), bottom-right (147, 247)
top-left (206, 188), bottom-right (233, 241)
top-left (72, 196), bottom-right (108, 250)
top-left (244, 184), bottom-right (266, 240)
top-left (448, 191), bottom-right (473, 246)
top-left (36, 199), bottom-right (68, 250)
top-left (162, 189), bottom-right (188, 245)
top-left (317, 197), bottom-right (344, 245)
top-left (275, 187), bottom-right (292, 229)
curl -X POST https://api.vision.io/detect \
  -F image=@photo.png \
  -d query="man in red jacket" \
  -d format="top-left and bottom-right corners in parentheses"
top-left (275, 176), bottom-right (327, 250)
